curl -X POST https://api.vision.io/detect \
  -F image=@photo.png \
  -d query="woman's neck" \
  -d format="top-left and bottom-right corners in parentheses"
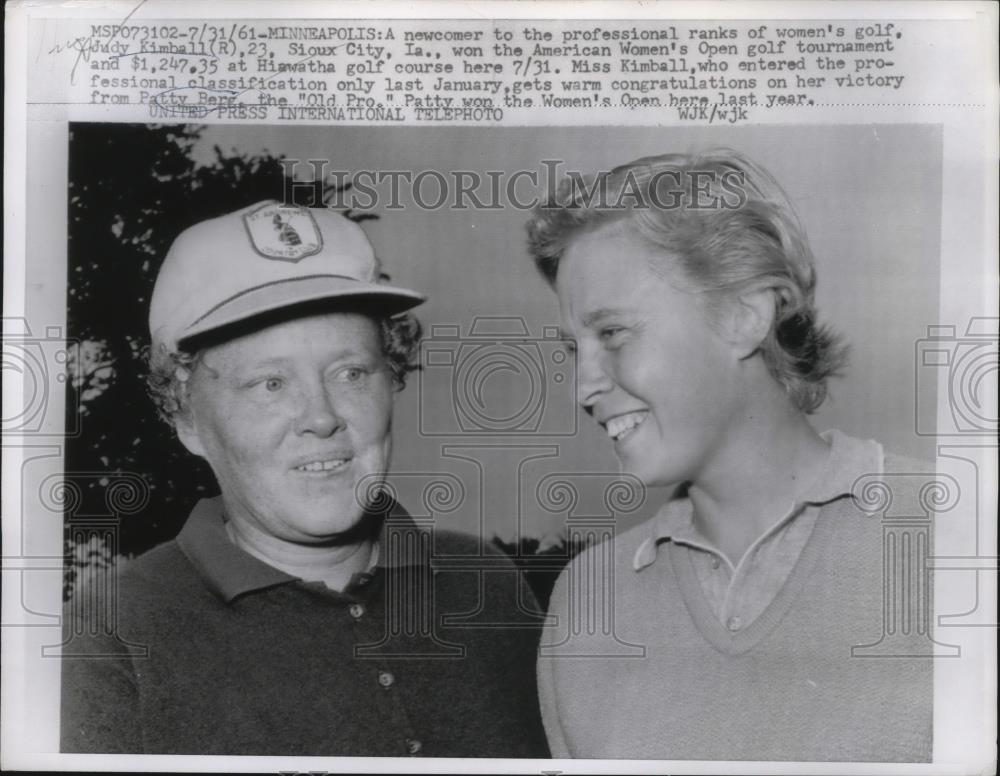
top-left (687, 383), bottom-right (832, 565)
top-left (225, 516), bottom-right (374, 592)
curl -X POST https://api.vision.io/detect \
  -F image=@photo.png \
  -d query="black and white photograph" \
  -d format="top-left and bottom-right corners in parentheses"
top-left (2, 3), bottom-right (997, 774)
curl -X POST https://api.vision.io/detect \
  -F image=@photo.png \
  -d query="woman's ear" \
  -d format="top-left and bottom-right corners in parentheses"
top-left (170, 364), bottom-right (207, 458)
top-left (174, 412), bottom-right (206, 458)
top-left (722, 287), bottom-right (777, 360)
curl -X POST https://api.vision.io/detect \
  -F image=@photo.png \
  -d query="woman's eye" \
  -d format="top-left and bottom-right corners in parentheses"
top-left (599, 326), bottom-right (623, 342)
top-left (334, 366), bottom-right (369, 383)
top-left (264, 377), bottom-right (283, 392)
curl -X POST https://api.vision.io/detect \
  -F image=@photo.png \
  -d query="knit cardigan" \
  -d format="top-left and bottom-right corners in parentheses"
top-left (61, 498), bottom-right (550, 757)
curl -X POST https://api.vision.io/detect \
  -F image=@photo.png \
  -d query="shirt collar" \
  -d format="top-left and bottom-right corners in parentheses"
top-left (176, 496), bottom-right (421, 604)
top-left (632, 429), bottom-right (885, 572)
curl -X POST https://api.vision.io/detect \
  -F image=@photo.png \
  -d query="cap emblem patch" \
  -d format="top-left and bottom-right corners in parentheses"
top-left (243, 202), bottom-right (322, 262)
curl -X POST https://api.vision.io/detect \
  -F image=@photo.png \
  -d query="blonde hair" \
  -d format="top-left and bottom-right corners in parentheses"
top-left (525, 148), bottom-right (848, 413)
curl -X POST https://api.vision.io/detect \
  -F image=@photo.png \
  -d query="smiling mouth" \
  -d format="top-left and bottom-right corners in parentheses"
top-left (294, 458), bottom-right (352, 474)
top-left (603, 411), bottom-right (648, 442)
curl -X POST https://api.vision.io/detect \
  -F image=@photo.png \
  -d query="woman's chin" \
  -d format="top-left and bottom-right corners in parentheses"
top-left (616, 456), bottom-right (686, 491)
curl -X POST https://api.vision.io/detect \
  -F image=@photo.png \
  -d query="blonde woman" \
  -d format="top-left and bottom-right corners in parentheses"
top-left (527, 150), bottom-right (932, 762)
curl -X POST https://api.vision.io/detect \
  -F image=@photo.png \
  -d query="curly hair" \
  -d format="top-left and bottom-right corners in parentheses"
top-left (147, 312), bottom-right (423, 426)
top-left (525, 148), bottom-right (848, 413)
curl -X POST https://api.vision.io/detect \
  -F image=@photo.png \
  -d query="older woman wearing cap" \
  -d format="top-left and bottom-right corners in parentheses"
top-left (61, 201), bottom-right (550, 758)
top-left (528, 151), bottom-right (933, 762)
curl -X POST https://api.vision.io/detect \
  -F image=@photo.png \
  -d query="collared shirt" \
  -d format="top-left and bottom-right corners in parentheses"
top-left (632, 429), bottom-right (884, 630)
top-left (178, 498), bottom-right (411, 603)
top-left (537, 435), bottom-right (933, 762)
top-left (62, 496), bottom-right (550, 757)
top-left (223, 521), bottom-right (381, 591)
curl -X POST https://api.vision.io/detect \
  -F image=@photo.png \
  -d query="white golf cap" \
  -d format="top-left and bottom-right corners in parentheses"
top-left (149, 200), bottom-right (426, 351)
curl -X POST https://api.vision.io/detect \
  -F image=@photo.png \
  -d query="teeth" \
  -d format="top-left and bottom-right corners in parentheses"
top-left (605, 411), bottom-right (648, 442)
top-left (296, 459), bottom-right (349, 473)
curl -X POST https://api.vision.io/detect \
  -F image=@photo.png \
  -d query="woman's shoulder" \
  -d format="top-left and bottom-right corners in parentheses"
top-left (547, 509), bottom-right (677, 605)
top-left (882, 450), bottom-right (937, 474)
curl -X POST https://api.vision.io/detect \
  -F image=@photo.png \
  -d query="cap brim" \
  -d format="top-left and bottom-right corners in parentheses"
top-left (177, 275), bottom-right (426, 349)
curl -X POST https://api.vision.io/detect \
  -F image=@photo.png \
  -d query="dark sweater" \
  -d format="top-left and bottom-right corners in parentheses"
top-left (61, 498), bottom-right (550, 757)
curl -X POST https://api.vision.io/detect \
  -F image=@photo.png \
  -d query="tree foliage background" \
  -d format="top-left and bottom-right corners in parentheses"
top-left (64, 123), bottom-right (580, 604)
